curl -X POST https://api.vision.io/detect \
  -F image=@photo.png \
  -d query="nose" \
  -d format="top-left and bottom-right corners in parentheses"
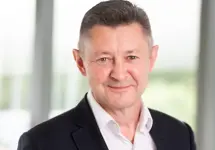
top-left (110, 59), bottom-right (128, 81)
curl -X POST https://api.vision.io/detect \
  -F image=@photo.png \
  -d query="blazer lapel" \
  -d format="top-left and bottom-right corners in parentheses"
top-left (71, 95), bottom-right (109, 150)
top-left (150, 122), bottom-right (166, 150)
top-left (150, 109), bottom-right (167, 150)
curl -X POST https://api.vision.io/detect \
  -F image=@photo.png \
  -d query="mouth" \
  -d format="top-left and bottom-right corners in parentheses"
top-left (107, 85), bottom-right (131, 92)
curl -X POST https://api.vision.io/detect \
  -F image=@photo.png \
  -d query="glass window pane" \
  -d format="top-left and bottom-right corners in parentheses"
top-left (0, 0), bottom-right (35, 150)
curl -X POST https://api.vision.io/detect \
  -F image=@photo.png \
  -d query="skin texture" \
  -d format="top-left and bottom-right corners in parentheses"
top-left (73, 23), bottom-right (158, 142)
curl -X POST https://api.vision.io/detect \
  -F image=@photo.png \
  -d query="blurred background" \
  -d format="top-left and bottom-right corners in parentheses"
top-left (0, 0), bottom-right (214, 150)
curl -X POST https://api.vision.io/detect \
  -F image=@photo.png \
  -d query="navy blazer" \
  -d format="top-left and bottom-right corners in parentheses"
top-left (18, 94), bottom-right (196, 150)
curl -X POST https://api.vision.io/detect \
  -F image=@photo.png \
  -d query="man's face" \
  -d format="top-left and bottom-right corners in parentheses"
top-left (74, 23), bottom-right (158, 110)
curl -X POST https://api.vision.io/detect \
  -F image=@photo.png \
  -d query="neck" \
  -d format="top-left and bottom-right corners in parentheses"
top-left (103, 100), bottom-right (142, 142)
top-left (107, 101), bottom-right (142, 126)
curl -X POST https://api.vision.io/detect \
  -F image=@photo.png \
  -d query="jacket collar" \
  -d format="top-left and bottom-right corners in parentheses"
top-left (71, 93), bottom-right (109, 150)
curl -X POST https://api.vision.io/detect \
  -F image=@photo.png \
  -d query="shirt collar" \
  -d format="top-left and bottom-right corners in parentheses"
top-left (87, 89), bottom-right (114, 129)
top-left (139, 103), bottom-right (153, 133)
top-left (87, 89), bottom-right (153, 133)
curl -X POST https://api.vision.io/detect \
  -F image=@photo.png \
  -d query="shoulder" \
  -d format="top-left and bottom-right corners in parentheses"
top-left (22, 96), bottom-right (90, 140)
top-left (24, 108), bottom-right (78, 140)
top-left (18, 108), bottom-right (81, 150)
top-left (149, 108), bottom-right (191, 129)
top-left (149, 109), bottom-right (196, 149)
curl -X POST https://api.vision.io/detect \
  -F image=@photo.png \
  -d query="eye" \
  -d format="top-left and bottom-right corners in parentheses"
top-left (99, 57), bottom-right (108, 62)
top-left (127, 55), bottom-right (138, 60)
top-left (96, 57), bottom-right (112, 64)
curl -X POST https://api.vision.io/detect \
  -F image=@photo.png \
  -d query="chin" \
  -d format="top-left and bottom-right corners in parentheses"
top-left (108, 96), bottom-right (137, 109)
top-left (111, 102), bottom-right (136, 110)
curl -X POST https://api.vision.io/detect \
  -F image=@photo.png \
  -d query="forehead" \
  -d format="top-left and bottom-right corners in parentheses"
top-left (85, 23), bottom-right (149, 53)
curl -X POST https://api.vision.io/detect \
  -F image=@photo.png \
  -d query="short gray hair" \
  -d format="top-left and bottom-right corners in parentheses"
top-left (78, 0), bottom-right (153, 53)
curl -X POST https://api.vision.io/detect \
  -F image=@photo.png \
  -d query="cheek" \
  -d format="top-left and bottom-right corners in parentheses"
top-left (87, 64), bottom-right (111, 84)
top-left (128, 63), bottom-right (149, 86)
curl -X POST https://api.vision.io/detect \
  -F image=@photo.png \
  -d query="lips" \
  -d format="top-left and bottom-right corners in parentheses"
top-left (107, 85), bottom-right (131, 92)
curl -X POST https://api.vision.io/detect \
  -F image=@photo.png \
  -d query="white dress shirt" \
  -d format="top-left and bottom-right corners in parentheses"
top-left (87, 90), bottom-right (156, 150)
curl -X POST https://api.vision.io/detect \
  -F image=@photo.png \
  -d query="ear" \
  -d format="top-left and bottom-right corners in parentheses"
top-left (149, 45), bottom-right (159, 72)
top-left (73, 49), bottom-right (87, 76)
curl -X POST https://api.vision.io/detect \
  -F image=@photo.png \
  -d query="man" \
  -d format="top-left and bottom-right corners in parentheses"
top-left (18, 0), bottom-right (196, 150)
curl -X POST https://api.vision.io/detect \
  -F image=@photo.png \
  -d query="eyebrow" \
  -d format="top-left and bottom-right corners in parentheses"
top-left (93, 49), bottom-right (140, 56)
top-left (93, 51), bottom-right (113, 56)
top-left (125, 49), bottom-right (140, 54)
